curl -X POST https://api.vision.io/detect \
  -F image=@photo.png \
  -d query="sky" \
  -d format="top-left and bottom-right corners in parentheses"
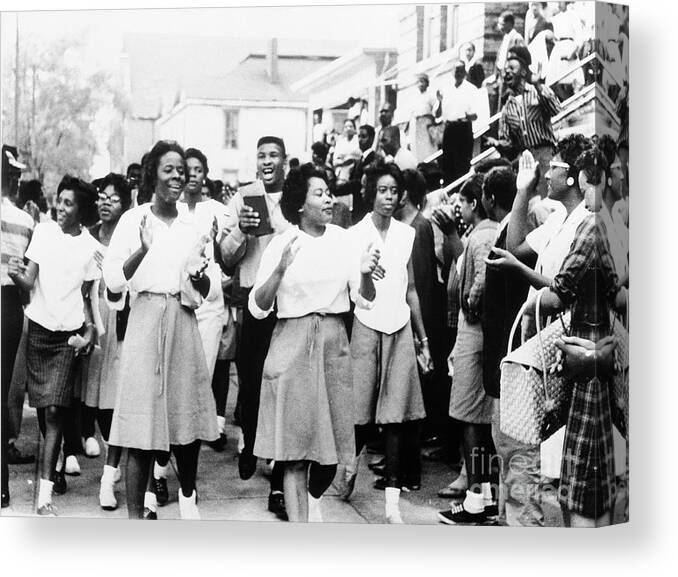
top-left (1, 3), bottom-right (402, 73)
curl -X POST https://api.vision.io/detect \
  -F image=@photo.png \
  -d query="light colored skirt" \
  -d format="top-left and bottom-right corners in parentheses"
top-left (83, 295), bottom-right (122, 410)
top-left (448, 311), bottom-right (493, 424)
top-left (108, 292), bottom-right (219, 451)
top-left (196, 307), bottom-right (223, 382)
top-left (254, 314), bottom-right (354, 466)
top-left (351, 318), bottom-right (425, 425)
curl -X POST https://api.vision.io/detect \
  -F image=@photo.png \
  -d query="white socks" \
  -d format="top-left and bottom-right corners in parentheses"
top-left (38, 479), bottom-right (54, 508)
top-left (308, 493), bottom-right (323, 523)
top-left (481, 482), bottom-right (494, 507)
top-left (462, 490), bottom-right (485, 514)
top-left (144, 491), bottom-right (157, 513)
top-left (385, 487), bottom-right (403, 524)
top-left (178, 489), bottom-right (200, 520)
top-left (99, 465), bottom-right (118, 510)
top-left (217, 415), bottom-right (226, 435)
top-left (153, 462), bottom-right (168, 480)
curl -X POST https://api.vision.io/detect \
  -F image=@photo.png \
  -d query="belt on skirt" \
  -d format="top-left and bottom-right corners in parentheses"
top-left (137, 291), bottom-right (181, 398)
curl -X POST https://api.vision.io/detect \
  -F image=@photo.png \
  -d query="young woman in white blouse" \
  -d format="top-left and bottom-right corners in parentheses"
top-left (8, 176), bottom-right (100, 516)
top-left (343, 162), bottom-right (432, 524)
top-left (102, 141), bottom-right (219, 520)
top-left (249, 164), bottom-right (379, 522)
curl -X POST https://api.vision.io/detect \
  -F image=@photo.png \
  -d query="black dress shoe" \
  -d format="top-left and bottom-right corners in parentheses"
top-left (1, 489), bottom-right (9, 508)
top-left (7, 444), bottom-right (35, 465)
top-left (369, 464), bottom-right (386, 477)
top-left (142, 507), bottom-right (157, 520)
top-left (152, 477), bottom-right (169, 506)
top-left (373, 476), bottom-right (421, 492)
top-left (238, 452), bottom-right (257, 481)
top-left (53, 471), bottom-right (67, 495)
top-left (208, 433), bottom-right (228, 452)
top-left (267, 491), bottom-right (288, 521)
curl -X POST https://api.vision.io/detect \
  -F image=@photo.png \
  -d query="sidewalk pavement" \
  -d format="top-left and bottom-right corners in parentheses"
top-left (2, 377), bottom-right (623, 524)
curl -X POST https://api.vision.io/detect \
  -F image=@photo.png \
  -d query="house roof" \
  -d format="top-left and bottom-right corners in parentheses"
top-left (123, 34), bottom-right (353, 117)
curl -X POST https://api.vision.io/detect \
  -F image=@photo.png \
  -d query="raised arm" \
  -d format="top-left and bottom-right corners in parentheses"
top-left (507, 150), bottom-right (540, 262)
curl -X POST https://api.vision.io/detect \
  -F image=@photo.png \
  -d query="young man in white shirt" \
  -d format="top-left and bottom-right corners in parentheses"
top-left (438, 61), bottom-right (479, 184)
top-left (219, 136), bottom-right (291, 521)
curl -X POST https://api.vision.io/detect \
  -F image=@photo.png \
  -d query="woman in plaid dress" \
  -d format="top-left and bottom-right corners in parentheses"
top-left (530, 147), bottom-right (628, 526)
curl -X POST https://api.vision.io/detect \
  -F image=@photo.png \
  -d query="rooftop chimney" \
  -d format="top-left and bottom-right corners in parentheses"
top-left (266, 38), bottom-right (279, 84)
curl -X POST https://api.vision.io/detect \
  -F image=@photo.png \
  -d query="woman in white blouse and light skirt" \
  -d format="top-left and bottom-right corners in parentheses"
top-left (103, 141), bottom-right (219, 520)
top-left (343, 162), bottom-right (432, 524)
top-left (249, 164), bottom-right (379, 522)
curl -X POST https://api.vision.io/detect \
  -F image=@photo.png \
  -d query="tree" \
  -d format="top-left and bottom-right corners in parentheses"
top-left (2, 34), bottom-right (128, 198)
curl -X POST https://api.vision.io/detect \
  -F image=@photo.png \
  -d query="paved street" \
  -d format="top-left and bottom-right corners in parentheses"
top-left (1, 374), bottom-right (625, 524)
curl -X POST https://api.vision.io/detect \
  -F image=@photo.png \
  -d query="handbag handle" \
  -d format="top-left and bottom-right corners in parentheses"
top-left (506, 298), bottom-right (530, 356)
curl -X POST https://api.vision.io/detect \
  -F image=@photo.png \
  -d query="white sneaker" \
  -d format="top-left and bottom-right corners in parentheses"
top-left (64, 455), bottom-right (81, 476)
top-left (84, 436), bottom-right (101, 458)
top-left (178, 490), bottom-right (201, 520)
top-left (308, 495), bottom-right (323, 523)
top-left (99, 476), bottom-right (117, 510)
top-left (386, 510), bottom-right (404, 524)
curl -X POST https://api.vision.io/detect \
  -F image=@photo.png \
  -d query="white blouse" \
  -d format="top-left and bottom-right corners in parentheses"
top-left (25, 222), bottom-right (101, 332)
top-left (103, 203), bottom-right (208, 299)
top-left (348, 214), bottom-right (415, 335)
top-left (248, 224), bottom-right (368, 321)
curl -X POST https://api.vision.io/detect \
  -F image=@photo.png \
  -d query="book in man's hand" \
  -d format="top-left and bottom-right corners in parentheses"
top-left (241, 180), bottom-right (274, 237)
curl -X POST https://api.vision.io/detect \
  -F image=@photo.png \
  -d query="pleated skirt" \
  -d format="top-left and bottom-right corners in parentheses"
top-left (108, 292), bottom-right (219, 451)
top-left (254, 314), bottom-right (354, 466)
top-left (26, 320), bottom-right (80, 409)
top-left (351, 318), bottom-right (425, 425)
top-left (82, 296), bottom-right (122, 410)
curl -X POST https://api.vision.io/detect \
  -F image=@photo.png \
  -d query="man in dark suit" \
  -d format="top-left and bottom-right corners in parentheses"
top-left (334, 124), bottom-right (376, 224)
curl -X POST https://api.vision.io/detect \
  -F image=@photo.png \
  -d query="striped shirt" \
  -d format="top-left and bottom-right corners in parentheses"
top-left (498, 83), bottom-right (561, 151)
top-left (1, 196), bottom-right (34, 286)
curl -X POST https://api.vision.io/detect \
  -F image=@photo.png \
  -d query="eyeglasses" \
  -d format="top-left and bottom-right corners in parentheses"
top-left (376, 186), bottom-right (399, 195)
top-left (548, 160), bottom-right (570, 170)
top-left (98, 193), bottom-right (121, 204)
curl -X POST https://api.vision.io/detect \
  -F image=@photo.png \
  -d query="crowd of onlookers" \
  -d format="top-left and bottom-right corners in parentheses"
top-left (1, 3), bottom-right (628, 526)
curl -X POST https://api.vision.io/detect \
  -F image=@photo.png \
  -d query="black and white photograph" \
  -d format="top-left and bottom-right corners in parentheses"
top-left (0, 0), bottom-right (631, 535)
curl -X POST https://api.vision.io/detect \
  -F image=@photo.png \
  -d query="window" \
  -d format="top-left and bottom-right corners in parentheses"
top-left (223, 109), bottom-right (239, 149)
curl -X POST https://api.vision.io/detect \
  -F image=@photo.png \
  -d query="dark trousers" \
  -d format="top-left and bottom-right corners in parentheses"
top-left (441, 120), bottom-right (474, 184)
top-left (236, 304), bottom-right (283, 492)
top-left (2, 286), bottom-right (24, 493)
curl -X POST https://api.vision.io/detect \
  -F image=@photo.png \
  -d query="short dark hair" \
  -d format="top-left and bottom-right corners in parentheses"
top-left (574, 147), bottom-right (607, 187)
top-left (363, 161), bottom-right (405, 208)
top-left (257, 136), bottom-right (286, 157)
top-left (202, 177), bottom-right (218, 199)
top-left (359, 124), bottom-right (375, 141)
top-left (556, 134), bottom-right (592, 181)
top-left (474, 157), bottom-right (513, 175)
top-left (142, 140), bottom-right (187, 202)
top-left (596, 134), bottom-right (618, 181)
top-left (499, 11), bottom-right (515, 25)
top-left (98, 173), bottom-right (133, 211)
top-left (185, 147), bottom-right (209, 176)
top-left (56, 174), bottom-right (99, 227)
top-left (17, 179), bottom-right (43, 209)
top-left (402, 169), bottom-right (428, 208)
top-left (459, 173), bottom-right (487, 220)
top-left (280, 163), bottom-right (329, 225)
top-left (311, 141), bottom-right (329, 162)
top-left (482, 167), bottom-right (517, 212)
top-left (126, 162), bottom-right (141, 176)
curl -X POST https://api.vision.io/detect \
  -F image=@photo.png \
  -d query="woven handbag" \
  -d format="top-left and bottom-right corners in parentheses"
top-left (499, 289), bottom-right (571, 445)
